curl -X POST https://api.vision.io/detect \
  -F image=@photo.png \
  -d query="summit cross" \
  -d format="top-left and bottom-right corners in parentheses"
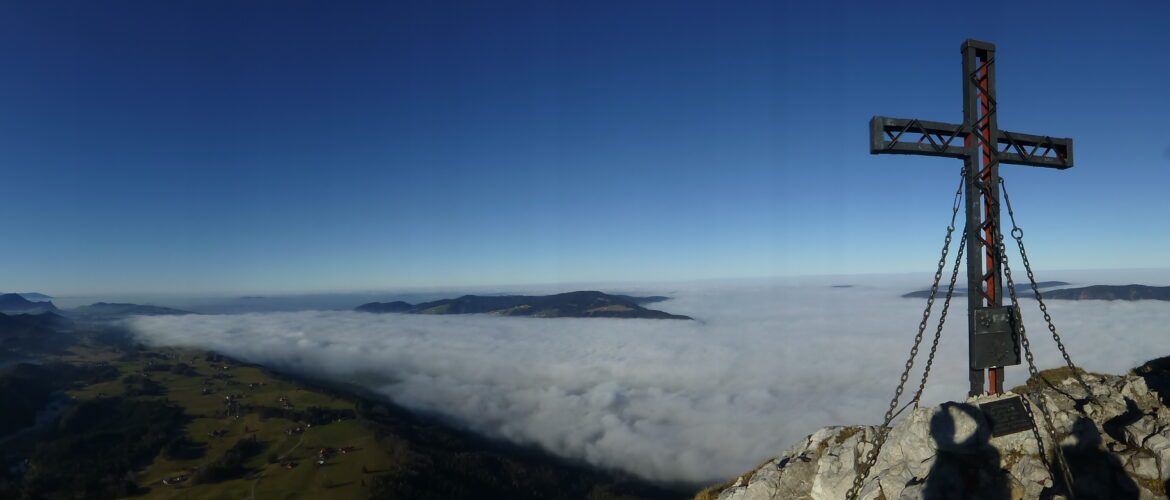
top-left (869, 39), bottom-right (1074, 397)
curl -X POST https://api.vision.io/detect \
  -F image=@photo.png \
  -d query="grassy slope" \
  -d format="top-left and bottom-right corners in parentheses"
top-left (62, 347), bottom-right (395, 499)
top-left (46, 342), bottom-right (681, 500)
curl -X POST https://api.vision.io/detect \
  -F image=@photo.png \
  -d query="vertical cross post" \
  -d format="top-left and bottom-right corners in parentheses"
top-left (962, 40), bottom-right (1004, 397)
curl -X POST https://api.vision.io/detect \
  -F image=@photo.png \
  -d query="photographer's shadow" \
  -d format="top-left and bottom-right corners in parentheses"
top-left (923, 402), bottom-right (1010, 500)
top-left (1061, 416), bottom-right (1137, 499)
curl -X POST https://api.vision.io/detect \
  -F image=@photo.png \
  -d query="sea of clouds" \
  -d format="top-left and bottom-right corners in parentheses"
top-left (127, 273), bottom-right (1170, 485)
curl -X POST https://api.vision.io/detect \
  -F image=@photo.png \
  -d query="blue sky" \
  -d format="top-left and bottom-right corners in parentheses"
top-left (1, 1), bottom-right (1167, 294)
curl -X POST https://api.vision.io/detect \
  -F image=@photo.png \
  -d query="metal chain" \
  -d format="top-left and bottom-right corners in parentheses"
top-left (1000, 178), bottom-right (1098, 406)
top-left (911, 232), bottom-right (965, 407)
top-left (845, 173), bottom-right (965, 500)
top-left (1016, 389), bottom-right (1055, 473)
top-left (995, 204), bottom-right (1077, 497)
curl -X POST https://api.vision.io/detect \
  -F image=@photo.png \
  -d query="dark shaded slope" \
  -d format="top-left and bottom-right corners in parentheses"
top-left (19, 397), bottom-right (189, 499)
top-left (353, 393), bottom-right (684, 500)
top-left (0, 312), bottom-right (74, 358)
top-left (0, 362), bottom-right (119, 435)
top-left (1134, 355), bottom-right (1170, 406)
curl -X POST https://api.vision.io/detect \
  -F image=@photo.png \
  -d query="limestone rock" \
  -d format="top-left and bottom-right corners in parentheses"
top-left (705, 372), bottom-right (1170, 500)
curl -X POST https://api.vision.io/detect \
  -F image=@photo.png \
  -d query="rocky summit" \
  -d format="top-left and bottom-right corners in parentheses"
top-left (702, 369), bottom-right (1170, 500)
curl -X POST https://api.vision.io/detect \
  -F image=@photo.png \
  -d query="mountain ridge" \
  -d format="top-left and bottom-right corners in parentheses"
top-left (356, 291), bottom-right (690, 320)
top-left (0, 293), bottom-right (59, 314)
top-left (901, 281), bottom-right (1069, 299)
top-left (1043, 284), bottom-right (1170, 301)
top-left (65, 302), bottom-right (194, 321)
top-left (0, 292), bottom-right (53, 301)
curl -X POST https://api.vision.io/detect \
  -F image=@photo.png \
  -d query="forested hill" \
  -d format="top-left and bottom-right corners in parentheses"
top-left (356, 291), bottom-right (690, 320)
top-left (1043, 284), bottom-right (1170, 301)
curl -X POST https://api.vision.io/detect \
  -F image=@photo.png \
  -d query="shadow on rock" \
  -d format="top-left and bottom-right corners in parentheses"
top-left (923, 402), bottom-right (1010, 500)
top-left (1060, 417), bottom-right (1138, 500)
top-left (1102, 397), bottom-right (1143, 444)
top-left (1134, 355), bottom-right (1170, 406)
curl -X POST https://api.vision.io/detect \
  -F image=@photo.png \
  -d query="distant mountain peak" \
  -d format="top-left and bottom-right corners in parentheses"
top-left (1, 292), bottom-right (54, 301)
top-left (0, 293), bottom-right (59, 314)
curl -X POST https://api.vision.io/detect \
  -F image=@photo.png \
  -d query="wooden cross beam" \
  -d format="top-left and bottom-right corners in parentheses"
top-left (869, 39), bottom-right (1074, 397)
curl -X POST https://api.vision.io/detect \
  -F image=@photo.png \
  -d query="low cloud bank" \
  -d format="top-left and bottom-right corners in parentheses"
top-left (127, 278), bottom-right (1170, 484)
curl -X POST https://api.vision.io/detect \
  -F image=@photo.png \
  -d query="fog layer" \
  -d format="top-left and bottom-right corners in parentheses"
top-left (128, 278), bottom-right (1170, 484)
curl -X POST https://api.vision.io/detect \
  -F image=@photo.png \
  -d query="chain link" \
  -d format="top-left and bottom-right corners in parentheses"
top-left (1000, 178), bottom-right (1097, 406)
top-left (994, 198), bottom-right (1077, 497)
top-left (845, 173), bottom-right (964, 500)
top-left (1016, 389), bottom-right (1055, 482)
top-left (912, 232), bottom-right (965, 407)
top-left (845, 174), bottom-right (1089, 498)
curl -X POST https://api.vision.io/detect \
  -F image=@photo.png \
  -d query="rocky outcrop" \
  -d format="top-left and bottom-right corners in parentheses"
top-left (703, 371), bottom-right (1170, 499)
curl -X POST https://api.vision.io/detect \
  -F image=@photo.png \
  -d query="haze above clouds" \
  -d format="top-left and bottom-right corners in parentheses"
top-left (128, 273), bottom-right (1170, 484)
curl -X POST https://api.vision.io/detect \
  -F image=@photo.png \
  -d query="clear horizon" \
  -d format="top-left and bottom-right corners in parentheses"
top-left (14, 265), bottom-right (1170, 298)
top-left (15, 267), bottom-right (1170, 314)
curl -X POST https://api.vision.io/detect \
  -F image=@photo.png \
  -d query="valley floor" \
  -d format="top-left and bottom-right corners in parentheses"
top-left (1, 337), bottom-right (684, 500)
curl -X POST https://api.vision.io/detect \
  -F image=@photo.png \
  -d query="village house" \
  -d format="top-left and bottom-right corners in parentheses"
top-left (161, 474), bottom-right (188, 486)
